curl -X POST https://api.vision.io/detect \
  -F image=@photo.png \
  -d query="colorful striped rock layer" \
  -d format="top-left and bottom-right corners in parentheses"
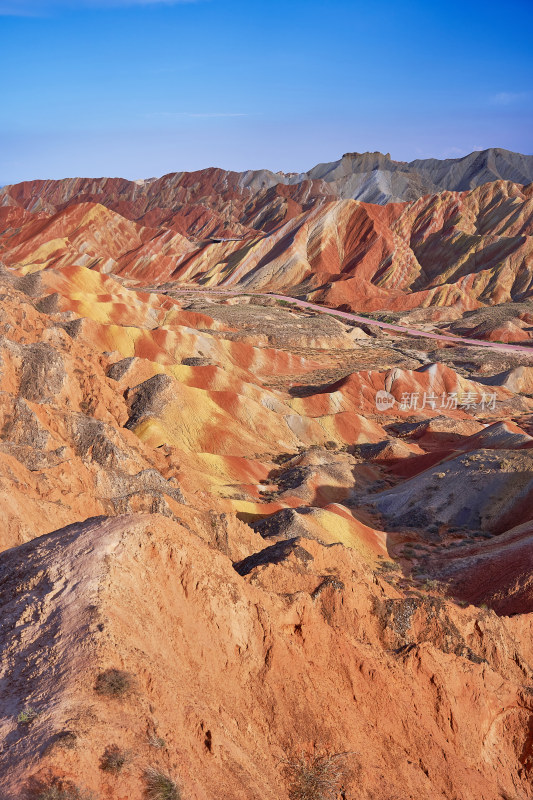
top-left (0, 162), bottom-right (532, 800)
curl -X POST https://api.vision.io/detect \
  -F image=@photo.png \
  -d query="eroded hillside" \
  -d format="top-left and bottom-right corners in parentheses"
top-left (0, 167), bottom-right (532, 798)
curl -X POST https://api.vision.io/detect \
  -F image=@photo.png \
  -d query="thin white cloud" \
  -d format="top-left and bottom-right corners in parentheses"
top-left (440, 146), bottom-right (469, 158)
top-left (490, 91), bottom-right (530, 106)
top-left (185, 113), bottom-right (247, 118)
top-left (146, 111), bottom-right (248, 119)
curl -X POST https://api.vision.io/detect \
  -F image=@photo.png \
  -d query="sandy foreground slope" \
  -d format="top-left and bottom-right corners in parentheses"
top-left (2, 513), bottom-right (533, 800)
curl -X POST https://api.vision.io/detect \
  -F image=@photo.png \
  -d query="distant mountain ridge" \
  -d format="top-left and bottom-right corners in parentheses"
top-left (1, 176), bottom-right (532, 314)
top-left (2, 147), bottom-right (533, 214)
top-left (295, 147), bottom-right (533, 203)
top-left (1, 147), bottom-right (532, 316)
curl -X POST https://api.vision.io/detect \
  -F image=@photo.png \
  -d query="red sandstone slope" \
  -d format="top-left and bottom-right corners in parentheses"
top-left (0, 252), bottom-right (531, 797)
top-left (2, 148), bottom-right (532, 222)
top-left (0, 162), bottom-right (532, 798)
top-left (3, 514), bottom-right (533, 800)
top-left (2, 178), bottom-right (532, 312)
top-left (0, 202), bottom-right (196, 284)
top-left (0, 169), bottom-right (336, 240)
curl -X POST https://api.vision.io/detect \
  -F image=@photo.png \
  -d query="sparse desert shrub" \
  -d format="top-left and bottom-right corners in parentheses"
top-left (42, 731), bottom-right (78, 757)
top-left (271, 452), bottom-right (294, 465)
top-left (26, 776), bottom-right (94, 800)
top-left (281, 748), bottom-right (353, 800)
top-left (94, 668), bottom-right (134, 698)
top-left (55, 731), bottom-right (77, 749)
top-left (377, 559), bottom-right (401, 573)
top-left (148, 734), bottom-right (167, 749)
top-left (79, 399), bottom-right (94, 414)
top-left (18, 706), bottom-right (39, 724)
top-left (144, 767), bottom-right (180, 800)
top-left (99, 744), bottom-right (130, 773)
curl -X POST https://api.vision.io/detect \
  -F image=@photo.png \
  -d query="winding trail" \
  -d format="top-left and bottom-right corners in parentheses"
top-left (172, 287), bottom-right (533, 355)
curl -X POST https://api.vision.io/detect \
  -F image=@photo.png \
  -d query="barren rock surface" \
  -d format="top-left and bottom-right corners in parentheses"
top-left (0, 161), bottom-right (532, 798)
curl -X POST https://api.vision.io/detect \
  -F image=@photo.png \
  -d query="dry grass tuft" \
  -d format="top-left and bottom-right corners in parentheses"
top-left (99, 744), bottom-right (131, 773)
top-left (94, 668), bottom-right (134, 698)
top-left (144, 767), bottom-right (180, 800)
top-left (281, 748), bottom-right (353, 800)
top-left (26, 776), bottom-right (94, 800)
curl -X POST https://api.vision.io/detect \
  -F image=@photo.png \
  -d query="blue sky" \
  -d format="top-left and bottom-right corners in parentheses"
top-left (2, 0), bottom-right (532, 183)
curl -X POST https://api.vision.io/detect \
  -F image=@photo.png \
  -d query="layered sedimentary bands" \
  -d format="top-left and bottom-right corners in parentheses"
top-left (2, 148), bottom-right (533, 320)
top-left (0, 150), bottom-right (532, 799)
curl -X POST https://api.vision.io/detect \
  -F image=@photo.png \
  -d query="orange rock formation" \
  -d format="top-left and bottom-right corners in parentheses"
top-left (0, 163), bottom-right (532, 799)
